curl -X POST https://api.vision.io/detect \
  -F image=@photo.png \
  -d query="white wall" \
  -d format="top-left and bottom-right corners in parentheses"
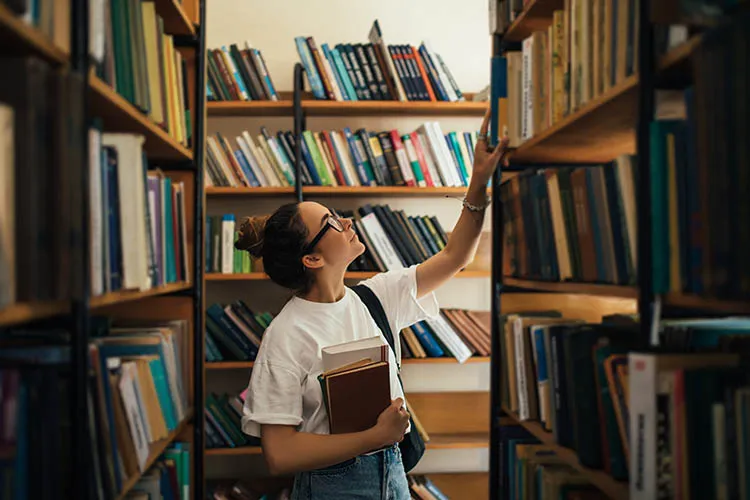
top-left (205, 0), bottom-right (493, 478)
top-left (206, 0), bottom-right (491, 93)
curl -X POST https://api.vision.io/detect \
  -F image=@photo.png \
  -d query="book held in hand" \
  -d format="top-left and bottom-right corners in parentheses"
top-left (321, 334), bottom-right (388, 372)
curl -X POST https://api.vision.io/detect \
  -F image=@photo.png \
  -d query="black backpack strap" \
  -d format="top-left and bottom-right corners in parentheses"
top-left (350, 284), bottom-right (399, 369)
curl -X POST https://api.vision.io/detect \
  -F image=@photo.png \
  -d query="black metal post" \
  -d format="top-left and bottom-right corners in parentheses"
top-left (293, 63), bottom-right (305, 202)
top-left (192, 1), bottom-right (207, 498)
top-left (636, 0), bottom-right (655, 347)
top-left (489, 31), bottom-right (504, 500)
top-left (71, 0), bottom-right (91, 498)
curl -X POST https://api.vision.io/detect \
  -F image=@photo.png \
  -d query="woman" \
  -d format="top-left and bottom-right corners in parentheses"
top-left (237, 111), bottom-right (508, 499)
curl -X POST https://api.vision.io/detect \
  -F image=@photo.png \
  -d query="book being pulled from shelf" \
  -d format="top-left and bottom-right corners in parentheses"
top-left (204, 301), bottom-right (272, 363)
top-left (0, 59), bottom-right (85, 306)
top-left (401, 309), bottom-right (490, 364)
top-left (500, 156), bottom-right (638, 286)
top-left (491, 1), bottom-right (688, 147)
top-left (295, 20), bottom-right (464, 102)
top-left (204, 124), bottom-right (479, 189)
top-left (206, 43), bottom-right (279, 101)
top-left (0, 329), bottom-right (73, 499)
top-left (204, 391), bottom-right (261, 449)
top-left (123, 442), bottom-right (190, 500)
top-left (88, 318), bottom-right (191, 499)
top-left (90, 0), bottom-right (192, 147)
top-left (88, 130), bottom-right (190, 297)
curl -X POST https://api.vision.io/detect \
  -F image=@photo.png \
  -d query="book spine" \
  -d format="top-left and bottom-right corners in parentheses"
top-left (342, 44), bottom-right (371, 100)
top-left (306, 37), bottom-right (335, 100)
top-left (343, 127), bottom-right (373, 185)
top-left (221, 46), bottom-right (249, 100)
top-left (364, 43), bottom-right (391, 100)
top-left (330, 47), bottom-right (358, 101)
top-left (294, 36), bottom-right (326, 100)
top-left (353, 43), bottom-right (381, 99)
top-left (253, 48), bottom-right (278, 100)
top-left (336, 44), bottom-right (364, 100)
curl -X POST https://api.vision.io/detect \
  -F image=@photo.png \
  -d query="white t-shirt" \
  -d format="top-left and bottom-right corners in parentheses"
top-left (241, 264), bottom-right (439, 437)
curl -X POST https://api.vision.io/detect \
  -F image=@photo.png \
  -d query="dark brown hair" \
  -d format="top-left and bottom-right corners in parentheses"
top-left (235, 203), bottom-right (314, 293)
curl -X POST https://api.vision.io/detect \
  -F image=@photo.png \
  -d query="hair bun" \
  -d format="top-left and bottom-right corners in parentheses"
top-left (235, 215), bottom-right (269, 258)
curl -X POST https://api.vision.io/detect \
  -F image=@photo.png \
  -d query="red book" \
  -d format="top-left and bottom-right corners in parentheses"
top-left (412, 47), bottom-right (437, 101)
top-left (321, 131), bottom-right (347, 186)
top-left (408, 131), bottom-right (435, 187)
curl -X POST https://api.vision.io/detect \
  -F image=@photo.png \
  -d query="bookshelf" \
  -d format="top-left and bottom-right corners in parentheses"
top-left (205, 357), bottom-right (492, 371)
top-left (206, 186), bottom-right (483, 197)
top-left (0, 0), bottom-right (207, 497)
top-left (489, 1), bottom-right (749, 499)
top-left (205, 270), bottom-right (491, 281)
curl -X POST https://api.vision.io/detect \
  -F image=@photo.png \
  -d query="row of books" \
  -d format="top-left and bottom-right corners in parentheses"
top-left (0, 59), bottom-right (84, 306)
top-left (204, 391), bottom-right (260, 449)
top-left (4, 0), bottom-right (70, 52)
top-left (123, 443), bottom-right (190, 500)
top-left (205, 215), bottom-right (254, 275)
top-left (499, 156), bottom-right (638, 285)
top-left (0, 340), bottom-right (72, 499)
top-left (205, 125), bottom-right (479, 189)
top-left (89, 131), bottom-right (190, 297)
top-left (91, 0), bottom-right (192, 147)
top-left (501, 433), bottom-right (609, 499)
top-left (205, 301), bottom-right (272, 363)
top-left (494, 3), bottom-right (688, 147)
top-left (296, 20), bottom-right (464, 102)
top-left (401, 309), bottom-right (491, 362)
top-left (206, 474), bottom-right (449, 500)
top-left (650, 18), bottom-right (750, 299)
top-left (500, 312), bottom-right (750, 499)
top-left (206, 43), bottom-right (279, 101)
top-left (88, 319), bottom-right (191, 499)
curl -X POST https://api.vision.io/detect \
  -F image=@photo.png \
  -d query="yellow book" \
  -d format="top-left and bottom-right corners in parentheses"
top-left (166, 36), bottom-right (184, 144)
top-left (551, 10), bottom-right (565, 124)
top-left (161, 33), bottom-right (175, 138)
top-left (314, 132), bottom-right (339, 187)
top-left (257, 135), bottom-right (288, 187)
top-left (532, 31), bottom-right (547, 136)
top-left (141, 2), bottom-right (164, 126)
top-left (173, 50), bottom-right (187, 145)
top-left (603, 0), bottom-right (614, 92)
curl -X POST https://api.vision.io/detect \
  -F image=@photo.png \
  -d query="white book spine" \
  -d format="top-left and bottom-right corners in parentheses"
top-left (359, 213), bottom-right (404, 271)
top-left (416, 132), bottom-right (444, 187)
top-left (268, 136), bottom-right (296, 184)
top-left (89, 0), bottom-right (105, 62)
top-left (119, 362), bottom-right (151, 470)
top-left (629, 353), bottom-right (657, 500)
top-left (427, 315), bottom-right (472, 363)
top-left (430, 122), bottom-right (462, 186)
top-left (207, 137), bottom-right (238, 187)
top-left (333, 132), bottom-right (361, 187)
top-left (422, 41), bottom-right (458, 102)
top-left (522, 36), bottom-right (534, 140)
top-left (258, 135), bottom-right (289, 186)
top-left (514, 319), bottom-right (529, 420)
top-left (89, 128), bottom-right (103, 296)
top-left (221, 214), bottom-right (235, 274)
top-left (321, 52), bottom-right (344, 101)
top-left (243, 132), bottom-right (281, 187)
top-left (236, 136), bottom-right (268, 186)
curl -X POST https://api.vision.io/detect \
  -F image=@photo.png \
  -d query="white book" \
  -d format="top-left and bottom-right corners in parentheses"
top-left (243, 131), bottom-right (282, 187)
top-left (424, 315), bottom-right (472, 363)
top-left (522, 36), bottom-right (534, 140)
top-left (102, 133), bottom-right (150, 291)
top-left (320, 51), bottom-right (344, 101)
top-left (456, 133), bottom-right (473, 183)
top-left (0, 105), bottom-right (13, 307)
top-left (257, 135), bottom-right (290, 186)
top-left (236, 135), bottom-right (269, 187)
top-left (429, 122), bottom-right (463, 187)
top-left (358, 213), bottom-right (404, 271)
top-left (416, 132), bottom-right (443, 187)
top-left (267, 135), bottom-right (296, 185)
top-left (207, 137), bottom-right (239, 187)
top-left (332, 131), bottom-right (361, 187)
top-left (514, 318), bottom-right (529, 419)
top-left (322, 335), bottom-right (388, 373)
top-left (581, 0), bottom-right (593, 105)
top-left (89, 0), bottom-right (105, 62)
top-left (118, 361), bottom-right (151, 471)
top-left (221, 214), bottom-right (235, 274)
top-left (89, 127), bottom-right (103, 296)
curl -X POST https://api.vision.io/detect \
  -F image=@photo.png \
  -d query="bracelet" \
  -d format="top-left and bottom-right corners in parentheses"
top-left (462, 196), bottom-right (491, 212)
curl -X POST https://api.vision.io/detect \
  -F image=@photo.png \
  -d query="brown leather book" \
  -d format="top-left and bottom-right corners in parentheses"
top-left (323, 361), bottom-right (390, 434)
top-left (306, 37), bottom-right (335, 100)
top-left (443, 310), bottom-right (488, 356)
top-left (570, 169), bottom-right (598, 282)
top-left (454, 310), bottom-right (492, 355)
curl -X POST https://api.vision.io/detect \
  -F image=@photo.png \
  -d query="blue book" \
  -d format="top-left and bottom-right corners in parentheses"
top-left (331, 48), bottom-right (358, 101)
top-left (447, 133), bottom-right (468, 185)
top-left (148, 358), bottom-right (177, 431)
top-left (295, 37), bottom-right (326, 99)
top-left (411, 321), bottom-right (444, 357)
top-left (163, 177), bottom-right (176, 283)
top-left (206, 304), bottom-right (258, 358)
top-left (489, 55), bottom-right (508, 147)
top-left (343, 127), bottom-right (374, 185)
top-left (321, 43), bottom-right (349, 101)
top-left (464, 132), bottom-right (475, 165)
top-left (104, 147), bottom-right (122, 291)
top-left (234, 150), bottom-right (259, 187)
top-left (206, 83), bottom-right (214, 101)
top-left (13, 380), bottom-right (28, 500)
top-left (297, 133), bottom-right (323, 185)
top-left (221, 46), bottom-right (250, 100)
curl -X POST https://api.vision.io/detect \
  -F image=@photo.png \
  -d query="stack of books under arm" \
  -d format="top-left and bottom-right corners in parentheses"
top-left (205, 125), bottom-right (479, 189)
top-left (204, 301), bottom-right (272, 363)
top-left (91, 0), bottom-right (192, 147)
top-left (296, 20), bottom-right (464, 102)
top-left (206, 43), bottom-right (279, 101)
top-left (499, 156), bottom-right (638, 285)
top-left (88, 130), bottom-right (191, 297)
top-left (204, 391), bottom-right (260, 449)
top-left (401, 309), bottom-right (491, 363)
top-left (121, 443), bottom-right (190, 500)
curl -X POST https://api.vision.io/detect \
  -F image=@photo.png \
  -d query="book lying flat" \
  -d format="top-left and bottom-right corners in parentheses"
top-left (319, 358), bottom-right (390, 434)
top-left (321, 335), bottom-right (388, 372)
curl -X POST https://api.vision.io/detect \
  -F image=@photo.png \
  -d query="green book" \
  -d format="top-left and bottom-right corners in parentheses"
top-left (302, 131), bottom-right (333, 186)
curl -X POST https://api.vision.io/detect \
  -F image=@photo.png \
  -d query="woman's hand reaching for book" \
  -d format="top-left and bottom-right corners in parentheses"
top-left (373, 398), bottom-right (410, 447)
top-left (471, 108), bottom-right (510, 184)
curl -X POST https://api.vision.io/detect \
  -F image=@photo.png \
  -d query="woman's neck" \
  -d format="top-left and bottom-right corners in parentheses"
top-left (300, 267), bottom-right (347, 303)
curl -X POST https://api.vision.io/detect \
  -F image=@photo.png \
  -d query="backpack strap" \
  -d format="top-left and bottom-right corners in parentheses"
top-left (350, 284), bottom-right (399, 370)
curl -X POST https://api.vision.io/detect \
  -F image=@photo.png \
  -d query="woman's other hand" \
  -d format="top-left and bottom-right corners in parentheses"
top-left (373, 398), bottom-right (410, 447)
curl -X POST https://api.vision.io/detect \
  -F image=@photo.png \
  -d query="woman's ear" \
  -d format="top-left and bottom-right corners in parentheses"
top-left (301, 253), bottom-right (325, 270)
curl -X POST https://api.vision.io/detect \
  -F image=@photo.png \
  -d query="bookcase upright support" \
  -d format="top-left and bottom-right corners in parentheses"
top-left (293, 62), bottom-right (306, 203)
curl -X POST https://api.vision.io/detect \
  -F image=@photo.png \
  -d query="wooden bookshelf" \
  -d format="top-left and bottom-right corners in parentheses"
top-left (501, 408), bottom-right (628, 500)
top-left (155, 0), bottom-right (196, 35)
top-left (502, 277), bottom-right (638, 299)
top-left (0, 3), bottom-right (69, 64)
top-left (89, 74), bottom-right (194, 161)
top-left (206, 271), bottom-right (491, 281)
top-left (90, 282), bottom-right (192, 309)
top-left (115, 409), bottom-right (194, 500)
top-left (205, 357), bottom-right (491, 370)
top-left (0, 301), bottom-right (70, 328)
top-left (206, 93), bottom-right (485, 117)
top-left (206, 186), bottom-right (479, 197)
top-left (425, 432), bottom-right (488, 450)
top-left (664, 293), bottom-right (750, 314)
top-left (502, 0), bottom-right (563, 42)
top-left (509, 39), bottom-right (698, 164)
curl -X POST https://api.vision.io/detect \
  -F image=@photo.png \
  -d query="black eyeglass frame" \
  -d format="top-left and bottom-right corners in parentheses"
top-left (302, 213), bottom-right (345, 255)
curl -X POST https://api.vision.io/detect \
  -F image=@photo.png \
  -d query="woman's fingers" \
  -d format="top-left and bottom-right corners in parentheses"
top-left (479, 108), bottom-right (491, 136)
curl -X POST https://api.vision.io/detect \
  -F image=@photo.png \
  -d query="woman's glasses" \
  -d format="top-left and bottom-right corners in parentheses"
top-left (302, 212), bottom-right (345, 255)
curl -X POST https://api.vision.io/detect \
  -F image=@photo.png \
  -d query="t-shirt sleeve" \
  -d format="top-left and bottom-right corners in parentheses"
top-left (361, 263), bottom-right (440, 337)
top-left (241, 360), bottom-right (304, 437)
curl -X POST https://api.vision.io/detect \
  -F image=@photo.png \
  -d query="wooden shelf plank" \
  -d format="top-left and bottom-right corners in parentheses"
top-left (115, 410), bottom-right (193, 500)
top-left (426, 432), bottom-right (488, 450)
top-left (90, 282), bottom-right (192, 309)
top-left (503, 277), bottom-right (638, 298)
top-left (154, 0), bottom-right (195, 35)
top-left (89, 75), bottom-right (194, 161)
top-left (206, 271), bottom-right (490, 281)
top-left (204, 357), bottom-right (491, 370)
top-left (205, 446), bottom-right (263, 456)
top-left (501, 408), bottom-right (628, 500)
top-left (206, 96), bottom-right (486, 117)
top-left (664, 293), bottom-right (750, 314)
top-left (0, 301), bottom-right (70, 328)
top-left (0, 3), bottom-right (69, 64)
top-left (509, 39), bottom-right (698, 164)
top-left (502, 0), bottom-right (564, 42)
top-left (205, 186), bottom-right (478, 197)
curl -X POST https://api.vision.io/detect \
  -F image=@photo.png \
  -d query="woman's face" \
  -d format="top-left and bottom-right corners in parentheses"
top-left (297, 201), bottom-right (366, 270)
